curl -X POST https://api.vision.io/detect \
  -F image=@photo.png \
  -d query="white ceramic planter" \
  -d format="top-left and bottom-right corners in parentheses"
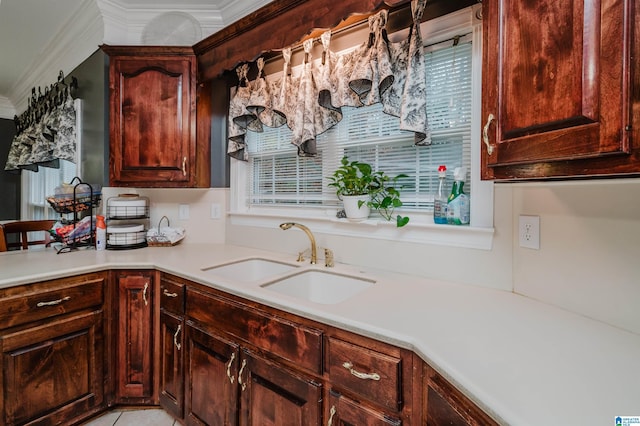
top-left (342, 194), bottom-right (370, 222)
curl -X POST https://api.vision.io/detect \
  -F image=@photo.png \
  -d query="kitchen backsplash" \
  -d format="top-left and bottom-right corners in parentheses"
top-left (102, 180), bottom-right (640, 336)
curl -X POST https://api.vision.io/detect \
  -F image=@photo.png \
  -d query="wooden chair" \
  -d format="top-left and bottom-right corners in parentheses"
top-left (0, 220), bottom-right (56, 251)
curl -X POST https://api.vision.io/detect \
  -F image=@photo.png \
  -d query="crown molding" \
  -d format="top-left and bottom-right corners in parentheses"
top-left (8, 1), bottom-right (104, 115)
top-left (98, 0), bottom-right (225, 44)
top-left (220, 0), bottom-right (273, 26)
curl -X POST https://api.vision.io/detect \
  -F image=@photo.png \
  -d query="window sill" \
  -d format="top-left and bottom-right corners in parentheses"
top-left (229, 211), bottom-right (494, 250)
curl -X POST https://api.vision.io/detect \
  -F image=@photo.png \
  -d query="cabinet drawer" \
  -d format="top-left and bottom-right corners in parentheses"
top-left (0, 274), bottom-right (105, 330)
top-left (160, 274), bottom-right (185, 315)
top-left (186, 287), bottom-right (323, 374)
top-left (327, 337), bottom-right (402, 412)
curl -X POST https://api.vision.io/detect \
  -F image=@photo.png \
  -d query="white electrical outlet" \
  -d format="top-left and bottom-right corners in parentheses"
top-left (519, 215), bottom-right (540, 250)
top-left (179, 204), bottom-right (190, 220)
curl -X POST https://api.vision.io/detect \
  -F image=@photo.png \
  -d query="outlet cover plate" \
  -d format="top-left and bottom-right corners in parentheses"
top-left (519, 215), bottom-right (540, 250)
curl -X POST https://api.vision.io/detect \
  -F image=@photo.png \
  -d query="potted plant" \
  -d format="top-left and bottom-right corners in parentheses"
top-left (328, 156), bottom-right (410, 227)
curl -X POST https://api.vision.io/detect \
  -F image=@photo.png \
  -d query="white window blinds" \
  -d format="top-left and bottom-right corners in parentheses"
top-left (246, 39), bottom-right (472, 212)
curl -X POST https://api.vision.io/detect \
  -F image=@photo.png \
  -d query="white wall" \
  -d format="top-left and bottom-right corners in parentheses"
top-left (225, 184), bottom-right (514, 292)
top-left (101, 187), bottom-right (227, 244)
top-left (224, 179), bottom-right (640, 335)
top-left (104, 179), bottom-right (640, 336)
top-left (511, 180), bottom-right (640, 335)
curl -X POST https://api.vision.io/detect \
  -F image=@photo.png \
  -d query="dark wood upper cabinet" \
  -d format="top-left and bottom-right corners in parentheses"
top-left (103, 46), bottom-right (210, 188)
top-left (481, 0), bottom-right (638, 180)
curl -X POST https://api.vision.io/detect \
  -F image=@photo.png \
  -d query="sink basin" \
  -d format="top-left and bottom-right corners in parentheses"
top-left (262, 270), bottom-right (375, 305)
top-left (201, 258), bottom-right (299, 283)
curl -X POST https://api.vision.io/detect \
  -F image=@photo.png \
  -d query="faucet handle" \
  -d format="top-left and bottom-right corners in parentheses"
top-left (297, 248), bottom-right (311, 262)
top-left (324, 248), bottom-right (334, 268)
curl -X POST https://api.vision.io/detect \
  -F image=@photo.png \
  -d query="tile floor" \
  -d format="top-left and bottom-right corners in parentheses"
top-left (80, 408), bottom-right (177, 426)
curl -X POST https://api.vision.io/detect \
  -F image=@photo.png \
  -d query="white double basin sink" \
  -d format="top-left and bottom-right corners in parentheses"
top-left (200, 258), bottom-right (375, 305)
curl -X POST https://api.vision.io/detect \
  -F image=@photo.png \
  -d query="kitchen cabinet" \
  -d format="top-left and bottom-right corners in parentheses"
top-left (481, 0), bottom-right (638, 180)
top-left (239, 348), bottom-right (322, 425)
top-left (184, 321), bottom-right (240, 425)
top-left (103, 45), bottom-right (210, 188)
top-left (185, 286), bottom-right (323, 425)
top-left (0, 272), bottom-right (107, 426)
top-left (325, 336), bottom-right (405, 424)
top-left (159, 274), bottom-right (186, 420)
top-left (114, 270), bottom-right (156, 403)
top-left (424, 365), bottom-right (498, 426)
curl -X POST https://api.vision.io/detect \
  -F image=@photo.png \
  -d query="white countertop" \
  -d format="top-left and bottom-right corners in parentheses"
top-left (1, 244), bottom-right (638, 425)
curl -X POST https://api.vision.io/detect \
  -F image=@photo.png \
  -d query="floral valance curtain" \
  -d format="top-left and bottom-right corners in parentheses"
top-left (228, 0), bottom-right (430, 161)
top-left (4, 71), bottom-right (78, 174)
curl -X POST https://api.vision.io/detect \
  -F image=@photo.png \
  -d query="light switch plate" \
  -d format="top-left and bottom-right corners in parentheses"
top-left (519, 215), bottom-right (540, 250)
top-left (210, 203), bottom-right (221, 219)
top-left (179, 204), bottom-right (190, 220)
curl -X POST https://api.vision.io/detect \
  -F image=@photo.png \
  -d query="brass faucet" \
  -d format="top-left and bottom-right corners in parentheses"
top-left (279, 222), bottom-right (317, 265)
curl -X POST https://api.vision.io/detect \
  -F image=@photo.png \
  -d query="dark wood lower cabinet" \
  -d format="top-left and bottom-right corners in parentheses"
top-left (425, 366), bottom-right (498, 426)
top-left (185, 322), bottom-right (240, 425)
top-left (115, 270), bottom-right (155, 403)
top-left (327, 389), bottom-right (402, 426)
top-left (159, 310), bottom-right (184, 419)
top-left (0, 270), bottom-right (499, 425)
top-left (240, 349), bottom-right (322, 426)
top-left (0, 310), bottom-right (104, 426)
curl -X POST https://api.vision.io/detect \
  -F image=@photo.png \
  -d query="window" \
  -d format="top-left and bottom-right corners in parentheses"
top-left (231, 6), bottom-right (494, 249)
top-left (21, 98), bottom-right (82, 221)
top-left (21, 160), bottom-right (77, 220)
top-left (247, 41), bottom-right (472, 211)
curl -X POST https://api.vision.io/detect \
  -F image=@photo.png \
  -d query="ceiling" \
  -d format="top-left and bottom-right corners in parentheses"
top-left (0, 0), bottom-right (270, 118)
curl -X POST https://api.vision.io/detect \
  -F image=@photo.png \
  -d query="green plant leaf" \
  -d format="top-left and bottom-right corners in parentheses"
top-left (396, 215), bottom-right (410, 227)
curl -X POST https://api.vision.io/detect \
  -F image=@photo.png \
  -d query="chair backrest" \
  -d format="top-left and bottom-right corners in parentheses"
top-left (0, 220), bottom-right (56, 251)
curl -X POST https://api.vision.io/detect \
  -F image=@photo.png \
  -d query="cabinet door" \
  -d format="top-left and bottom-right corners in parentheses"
top-left (116, 271), bottom-right (154, 401)
top-left (109, 54), bottom-right (196, 187)
top-left (185, 322), bottom-right (240, 426)
top-left (481, 0), bottom-right (635, 179)
top-left (327, 390), bottom-right (401, 426)
top-left (425, 366), bottom-right (498, 426)
top-left (0, 310), bottom-right (104, 426)
top-left (159, 310), bottom-right (184, 419)
top-left (239, 349), bottom-right (322, 426)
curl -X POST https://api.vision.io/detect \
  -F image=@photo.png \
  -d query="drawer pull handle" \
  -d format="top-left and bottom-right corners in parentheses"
top-left (342, 361), bottom-right (380, 381)
top-left (163, 289), bottom-right (178, 298)
top-left (482, 113), bottom-right (495, 155)
top-left (226, 352), bottom-right (236, 384)
top-left (238, 359), bottom-right (248, 391)
top-left (327, 405), bottom-right (336, 426)
top-left (182, 157), bottom-right (187, 176)
top-left (173, 324), bottom-right (182, 350)
top-left (36, 296), bottom-right (71, 307)
top-left (143, 282), bottom-right (149, 306)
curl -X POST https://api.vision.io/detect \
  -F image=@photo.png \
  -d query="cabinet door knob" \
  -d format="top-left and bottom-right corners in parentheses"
top-left (483, 113), bottom-right (496, 155)
top-left (342, 361), bottom-right (381, 381)
top-left (226, 352), bottom-right (236, 384)
top-left (143, 282), bottom-right (149, 306)
top-left (36, 296), bottom-right (71, 307)
top-left (182, 157), bottom-right (187, 176)
top-left (173, 324), bottom-right (182, 350)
